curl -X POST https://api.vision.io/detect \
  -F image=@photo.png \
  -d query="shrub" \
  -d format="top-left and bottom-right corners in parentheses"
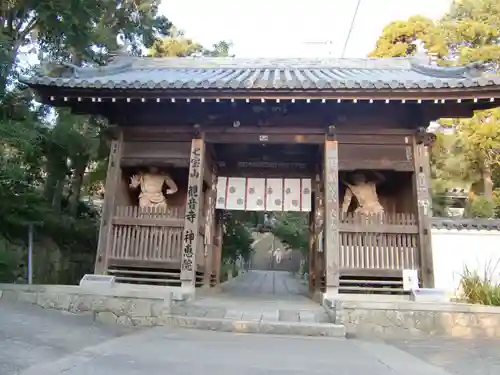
top-left (0, 236), bottom-right (25, 282)
top-left (468, 196), bottom-right (495, 218)
top-left (460, 266), bottom-right (500, 306)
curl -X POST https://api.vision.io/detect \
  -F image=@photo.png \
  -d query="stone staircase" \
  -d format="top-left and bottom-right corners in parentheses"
top-left (164, 286), bottom-right (346, 338)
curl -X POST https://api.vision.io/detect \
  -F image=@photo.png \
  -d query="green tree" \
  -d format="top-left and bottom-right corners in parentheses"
top-left (149, 28), bottom-right (233, 58)
top-left (439, 0), bottom-right (500, 200)
top-left (221, 212), bottom-right (253, 264)
top-left (371, 1), bottom-right (500, 208)
top-left (149, 28), bottom-right (204, 57)
top-left (453, 110), bottom-right (500, 200)
top-left (369, 15), bottom-right (447, 58)
top-left (0, 0), bottom-right (173, 283)
top-left (271, 213), bottom-right (309, 255)
top-left (440, 0), bottom-right (500, 66)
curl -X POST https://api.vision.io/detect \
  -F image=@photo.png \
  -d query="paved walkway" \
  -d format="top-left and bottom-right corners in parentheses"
top-left (3, 298), bottom-right (500, 374)
top-left (0, 299), bottom-right (135, 375)
top-left (181, 270), bottom-right (330, 325)
top-left (220, 270), bottom-right (308, 297)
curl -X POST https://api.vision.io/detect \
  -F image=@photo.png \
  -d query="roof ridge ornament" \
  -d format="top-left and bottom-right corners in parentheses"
top-left (109, 35), bottom-right (133, 63)
top-left (409, 39), bottom-right (491, 79)
top-left (412, 39), bottom-right (431, 64)
top-left (65, 35), bottom-right (135, 78)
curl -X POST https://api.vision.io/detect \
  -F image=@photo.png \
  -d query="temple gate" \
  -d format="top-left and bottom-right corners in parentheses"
top-left (23, 53), bottom-right (500, 297)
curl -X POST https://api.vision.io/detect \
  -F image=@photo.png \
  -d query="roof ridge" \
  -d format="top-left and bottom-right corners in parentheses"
top-left (129, 56), bottom-right (414, 70)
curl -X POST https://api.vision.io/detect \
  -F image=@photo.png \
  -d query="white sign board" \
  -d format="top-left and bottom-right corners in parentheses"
top-left (402, 269), bottom-right (419, 291)
top-left (79, 274), bottom-right (116, 288)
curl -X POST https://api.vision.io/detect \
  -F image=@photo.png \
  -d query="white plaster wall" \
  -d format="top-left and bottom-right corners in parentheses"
top-left (431, 229), bottom-right (500, 294)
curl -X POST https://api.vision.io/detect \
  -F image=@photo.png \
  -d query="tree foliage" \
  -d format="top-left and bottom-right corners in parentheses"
top-left (221, 213), bottom-right (254, 264)
top-left (371, 0), bottom-right (500, 215)
top-left (149, 28), bottom-right (233, 58)
top-left (440, 0), bottom-right (500, 66)
top-left (369, 15), bottom-right (448, 58)
top-left (0, 1), bottom-right (234, 283)
top-left (271, 213), bottom-right (309, 255)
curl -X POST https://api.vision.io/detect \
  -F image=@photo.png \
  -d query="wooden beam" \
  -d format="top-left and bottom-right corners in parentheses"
top-left (323, 137), bottom-right (340, 295)
top-left (412, 137), bottom-right (435, 288)
top-left (95, 130), bottom-right (123, 274)
top-left (338, 160), bottom-right (414, 171)
top-left (120, 158), bottom-right (189, 168)
top-left (180, 137), bottom-right (206, 288)
top-left (204, 133), bottom-right (325, 144)
top-left (38, 85), bottom-right (500, 101)
top-left (217, 168), bottom-right (314, 179)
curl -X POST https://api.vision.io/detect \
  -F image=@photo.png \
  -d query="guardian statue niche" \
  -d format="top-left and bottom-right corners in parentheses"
top-left (129, 167), bottom-right (178, 209)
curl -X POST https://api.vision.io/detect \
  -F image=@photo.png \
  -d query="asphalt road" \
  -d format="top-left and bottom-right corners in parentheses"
top-left (2, 299), bottom-right (500, 375)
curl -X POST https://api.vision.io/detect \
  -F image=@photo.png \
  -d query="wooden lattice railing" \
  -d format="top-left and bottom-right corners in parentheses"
top-left (339, 212), bottom-right (419, 270)
top-left (108, 206), bottom-right (188, 264)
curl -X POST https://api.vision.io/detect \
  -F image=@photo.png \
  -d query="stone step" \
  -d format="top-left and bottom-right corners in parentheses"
top-left (164, 315), bottom-right (346, 337)
top-left (170, 304), bottom-right (332, 323)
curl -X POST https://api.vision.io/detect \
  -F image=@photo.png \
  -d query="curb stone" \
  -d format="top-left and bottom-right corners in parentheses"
top-left (164, 315), bottom-right (347, 337)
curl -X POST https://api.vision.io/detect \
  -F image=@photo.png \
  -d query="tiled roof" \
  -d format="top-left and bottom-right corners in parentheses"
top-left (21, 55), bottom-right (500, 92)
top-left (431, 218), bottom-right (500, 231)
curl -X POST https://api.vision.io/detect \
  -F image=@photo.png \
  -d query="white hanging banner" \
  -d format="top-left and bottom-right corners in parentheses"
top-left (265, 178), bottom-right (283, 211)
top-left (283, 179), bottom-right (301, 212)
top-left (246, 178), bottom-right (266, 211)
top-left (215, 177), bottom-right (227, 209)
top-left (225, 177), bottom-right (246, 211)
top-left (300, 178), bottom-right (312, 212)
top-left (214, 177), bottom-right (312, 212)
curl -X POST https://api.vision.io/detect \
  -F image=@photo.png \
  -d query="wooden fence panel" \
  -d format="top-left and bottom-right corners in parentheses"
top-left (339, 212), bottom-right (419, 270)
top-left (108, 206), bottom-right (184, 262)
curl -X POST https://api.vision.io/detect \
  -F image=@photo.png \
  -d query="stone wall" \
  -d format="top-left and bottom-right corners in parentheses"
top-left (0, 284), bottom-right (191, 327)
top-left (325, 298), bottom-right (500, 338)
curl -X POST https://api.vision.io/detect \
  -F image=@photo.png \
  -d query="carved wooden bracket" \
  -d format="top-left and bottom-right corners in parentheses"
top-left (326, 124), bottom-right (336, 141)
top-left (415, 128), bottom-right (437, 147)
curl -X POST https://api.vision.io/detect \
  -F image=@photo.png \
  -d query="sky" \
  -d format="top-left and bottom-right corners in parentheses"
top-left (159, 0), bottom-right (453, 58)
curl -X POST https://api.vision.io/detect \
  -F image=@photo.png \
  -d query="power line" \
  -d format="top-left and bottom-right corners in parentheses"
top-left (341, 0), bottom-right (362, 58)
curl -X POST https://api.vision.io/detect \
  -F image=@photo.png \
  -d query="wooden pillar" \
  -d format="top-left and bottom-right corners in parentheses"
top-left (214, 217), bottom-right (223, 285)
top-left (308, 209), bottom-right (315, 294)
top-left (180, 137), bottom-right (206, 289)
top-left (315, 182), bottom-right (325, 293)
top-left (310, 175), bottom-right (323, 294)
top-left (95, 130), bottom-right (123, 274)
top-left (412, 138), bottom-right (435, 288)
top-left (323, 136), bottom-right (340, 296)
top-left (203, 166), bottom-right (217, 287)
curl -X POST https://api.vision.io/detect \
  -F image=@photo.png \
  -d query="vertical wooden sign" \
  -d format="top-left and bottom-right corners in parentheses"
top-left (413, 140), bottom-right (434, 288)
top-left (180, 138), bottom-right (205, 287)
top-left (323, 139), bottom-right (340, 295)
